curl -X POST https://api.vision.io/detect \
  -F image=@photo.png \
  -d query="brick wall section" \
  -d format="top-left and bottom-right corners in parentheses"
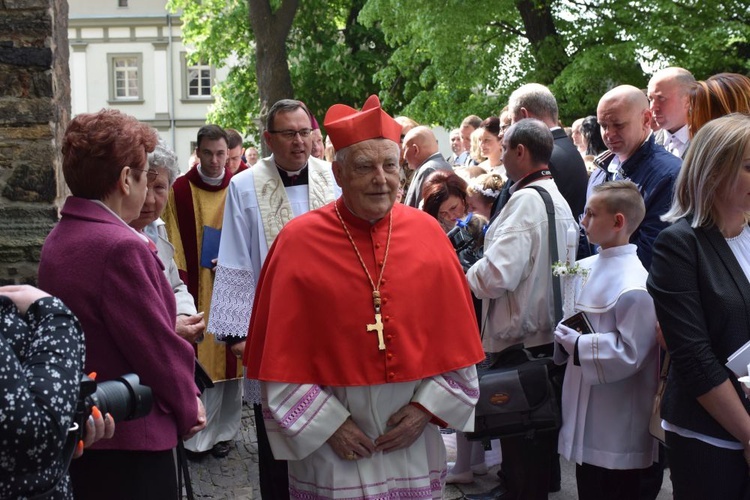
top-left (0, 0), bottom-right (70, 285)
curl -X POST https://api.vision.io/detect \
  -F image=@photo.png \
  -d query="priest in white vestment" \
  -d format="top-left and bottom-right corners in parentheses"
top-left (208, 99), bottom-right (338, 498)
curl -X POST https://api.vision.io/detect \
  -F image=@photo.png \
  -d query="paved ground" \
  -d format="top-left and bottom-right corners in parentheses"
top-left (188, 403), bottom-right (672, 499)
top-left (186, 403), bottom-right (260, 499)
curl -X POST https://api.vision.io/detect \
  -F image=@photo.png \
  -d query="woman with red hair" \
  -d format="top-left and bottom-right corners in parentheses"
top-left (688, 73), bottom-right (750, 137)
top-left (422, 170), bottom-right (471, 231)
top-left (39, 109), bottom-right (205, 500)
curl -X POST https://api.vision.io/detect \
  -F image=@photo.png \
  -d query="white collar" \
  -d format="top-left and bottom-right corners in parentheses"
top-left (665, 124), bottom-right (690, 146)
top-left (197, 165), bottom-right (225, 185)
top-left (576, 244), bottom-right (647, 312)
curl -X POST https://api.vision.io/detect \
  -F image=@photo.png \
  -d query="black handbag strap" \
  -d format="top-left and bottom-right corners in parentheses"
top-left (525, 186), bottom-right (562, 324)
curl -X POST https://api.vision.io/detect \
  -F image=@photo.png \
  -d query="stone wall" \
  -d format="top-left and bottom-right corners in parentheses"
top-left (0, 0), bottom-right (70, 285)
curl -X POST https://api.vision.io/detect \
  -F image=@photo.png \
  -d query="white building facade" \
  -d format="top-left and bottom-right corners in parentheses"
top-left (68, 0), bottom-right (227, 171)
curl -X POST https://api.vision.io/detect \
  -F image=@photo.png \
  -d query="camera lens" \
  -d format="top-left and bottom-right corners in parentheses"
top-left (88, 374), bottom-right (153, 422)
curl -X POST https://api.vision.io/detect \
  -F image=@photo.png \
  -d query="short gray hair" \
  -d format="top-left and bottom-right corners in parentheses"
top-left (508, 83), bottom-right (559, 123)
top-left (333, 140), bottom-right (353, 166)
top-left (147, 138), bottom-right (180, 185)
top-left (505, 118), bottom-right (554, 166)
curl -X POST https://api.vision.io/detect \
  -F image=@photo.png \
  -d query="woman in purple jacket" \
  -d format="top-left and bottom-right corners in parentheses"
top-left (39, 109), bottom-right (205, 500)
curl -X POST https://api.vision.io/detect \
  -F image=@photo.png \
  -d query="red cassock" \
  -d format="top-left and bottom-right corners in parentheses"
top-left (244, 198), bottom-right (485, 387)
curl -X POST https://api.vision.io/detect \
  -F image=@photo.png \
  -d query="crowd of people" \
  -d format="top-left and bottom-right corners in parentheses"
top-left (1, 66), bottom-right (749, 500)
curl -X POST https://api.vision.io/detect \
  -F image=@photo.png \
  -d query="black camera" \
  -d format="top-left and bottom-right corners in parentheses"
top-left (447, 224), bottom-right (475, 252)
top-left (51, 374), bottom-right (153, 492)
top-left (447, 214), bottom-right (486, 272)
top-left (78, 373), bottom-right (153, 423)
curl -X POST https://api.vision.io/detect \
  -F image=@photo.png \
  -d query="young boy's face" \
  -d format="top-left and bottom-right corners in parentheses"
top-left (581, 194), bottom-right (620, 249)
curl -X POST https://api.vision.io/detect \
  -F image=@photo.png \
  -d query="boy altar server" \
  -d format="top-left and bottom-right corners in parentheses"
top-left (554, 180), bottom-right (659, 499)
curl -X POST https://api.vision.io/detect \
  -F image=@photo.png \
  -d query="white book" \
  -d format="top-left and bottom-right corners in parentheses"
top-left (726, 339), bottom-right (750, 377)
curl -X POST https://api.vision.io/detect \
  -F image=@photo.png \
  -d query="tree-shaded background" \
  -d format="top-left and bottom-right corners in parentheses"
top-left (169, 0), bottom-right (750, 137)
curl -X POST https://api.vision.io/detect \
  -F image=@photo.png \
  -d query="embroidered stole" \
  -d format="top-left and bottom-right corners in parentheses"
top-left (252, 157), bottom-right (336, 245)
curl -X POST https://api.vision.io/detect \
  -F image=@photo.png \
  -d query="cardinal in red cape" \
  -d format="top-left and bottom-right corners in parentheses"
top-left (245, 95), bottom-right (485, 499)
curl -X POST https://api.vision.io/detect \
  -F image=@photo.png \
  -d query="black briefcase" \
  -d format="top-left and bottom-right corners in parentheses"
top-left (466, 344), bottom-right (561, 441)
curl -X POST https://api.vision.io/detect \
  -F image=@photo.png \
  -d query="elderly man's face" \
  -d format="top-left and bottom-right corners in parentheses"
top-left (246, 147), bottom-right (259, 165)
top-left (311, 129), bottom-right (324, 160)
top-left (333, 139), bottom-right (400, 221)
top-left (130, 167), bottom-right (170, 231)
top-left (264, 108), bottom-right (312, 171)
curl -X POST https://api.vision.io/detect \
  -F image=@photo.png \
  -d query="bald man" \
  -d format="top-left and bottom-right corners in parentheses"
top-left (589, 85), bottom-right (681, 269)
top-left (647, 67), bottom-right (695, 158)
top-left (403, 126), bottom-right (453, 208)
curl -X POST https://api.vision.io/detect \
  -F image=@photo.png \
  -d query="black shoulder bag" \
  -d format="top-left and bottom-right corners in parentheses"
top-left (467, 186), bottom-right (562, 441)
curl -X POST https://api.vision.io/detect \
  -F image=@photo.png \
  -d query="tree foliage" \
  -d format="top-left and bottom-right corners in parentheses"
top-left (171, 0), bottom-right (749, 132)
top-left (359, 0), bottom-right (750, 125)
top-left (168, 0), bottom-right (393, 140)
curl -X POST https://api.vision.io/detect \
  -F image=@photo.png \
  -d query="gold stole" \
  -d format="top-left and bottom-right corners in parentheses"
top-left (252, 156), bottom-right (337, 245)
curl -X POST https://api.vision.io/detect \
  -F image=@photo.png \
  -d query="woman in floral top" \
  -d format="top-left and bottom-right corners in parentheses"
top-left (0, 285), bottom-right (84, 499)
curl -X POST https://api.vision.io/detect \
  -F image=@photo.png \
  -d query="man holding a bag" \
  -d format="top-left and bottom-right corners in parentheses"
top-left (467, 118), bottom-right (576, 499)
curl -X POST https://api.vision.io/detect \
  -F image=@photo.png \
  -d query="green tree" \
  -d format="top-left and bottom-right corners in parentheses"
top-left (169, 0), bottom-right (393, 142)
top-left (172, 0), bottom-right (749, 131)
top-left (359, 0), bottom-right (750, 126)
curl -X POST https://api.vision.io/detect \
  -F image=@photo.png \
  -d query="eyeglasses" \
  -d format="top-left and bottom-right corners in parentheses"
top-left (268, 128), bottom-right (313, 140)
top-left (132, 168), bottom-right (158, 182)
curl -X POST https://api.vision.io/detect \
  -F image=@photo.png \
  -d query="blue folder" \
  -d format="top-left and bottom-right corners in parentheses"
top-left (200, 226), bottom-right (221, 268)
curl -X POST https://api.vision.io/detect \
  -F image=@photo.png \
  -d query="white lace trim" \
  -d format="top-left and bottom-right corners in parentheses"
top-left (208, 264), bottom-right (256, 340)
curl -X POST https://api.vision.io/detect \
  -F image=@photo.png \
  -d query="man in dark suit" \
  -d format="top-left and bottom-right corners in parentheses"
top-left (402, 126), bottom-right (453, 208)
top-left (507, 83), bottom-right (589, 222)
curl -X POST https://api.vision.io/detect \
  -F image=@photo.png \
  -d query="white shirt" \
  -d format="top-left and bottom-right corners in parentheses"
top-left (663, 124), bottom-right (690, 158)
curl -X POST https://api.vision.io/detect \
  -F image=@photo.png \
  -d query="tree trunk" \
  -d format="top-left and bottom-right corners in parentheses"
top-left (247, 0), bottom-right (298, 154)
top-left (514, 0), bottom-right (569, 84)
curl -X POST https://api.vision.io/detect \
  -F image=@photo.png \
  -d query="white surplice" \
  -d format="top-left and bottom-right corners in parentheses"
top-left (208, 156), bottom-right (338, 403)
top-left (262, 366), bottom-right (479, 499)
top-left (556, 244), bottom-right (659, 469)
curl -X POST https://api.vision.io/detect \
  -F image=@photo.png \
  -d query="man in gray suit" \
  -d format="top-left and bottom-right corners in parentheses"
top-left (402, 126), bottom-right (453, 208)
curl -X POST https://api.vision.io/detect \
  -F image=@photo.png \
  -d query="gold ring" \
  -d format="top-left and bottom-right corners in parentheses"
top-left (345, 451), bottom-right (357, 460)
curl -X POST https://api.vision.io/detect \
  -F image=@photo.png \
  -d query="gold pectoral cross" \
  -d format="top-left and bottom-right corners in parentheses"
top-left (367, 312), bottom-right (386, 350)
top-left (367, 291), bottom-right (385, 350)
